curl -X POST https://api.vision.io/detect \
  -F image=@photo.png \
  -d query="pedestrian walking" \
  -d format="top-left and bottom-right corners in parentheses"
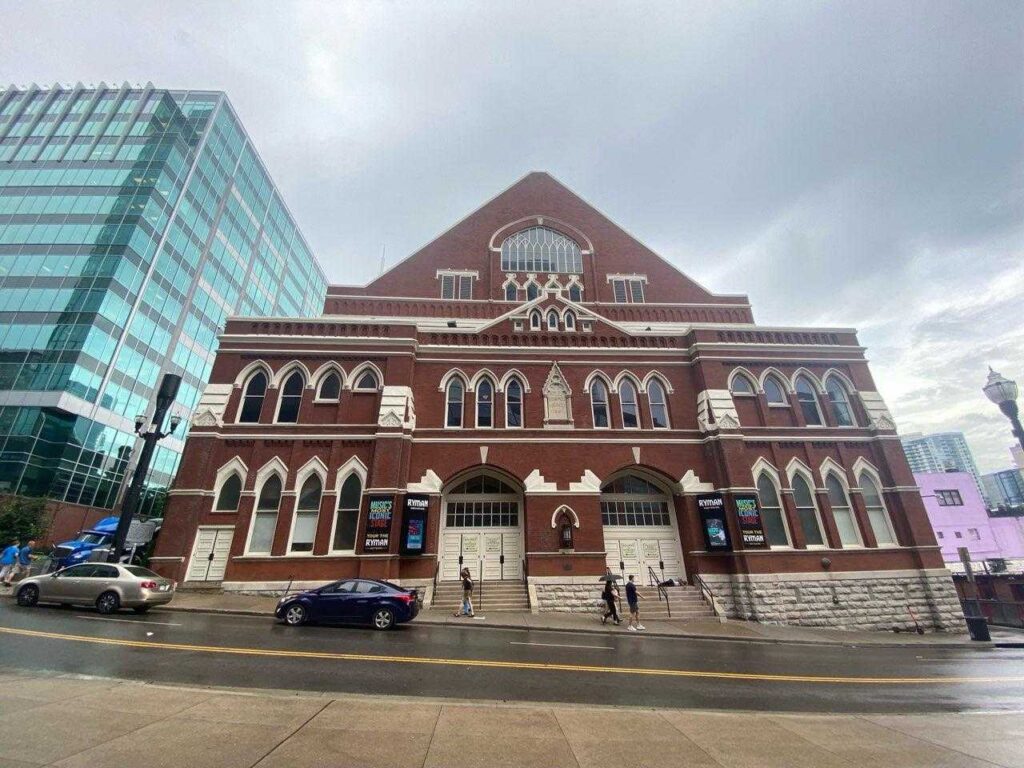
top-left (601, 571), bottom-right (621, 625)
top-left (9, 539), bottom-right (35, 584)
top-left (454, 567), bottom-right (475, 617)
top-left (0, 539), bottom-right (19, 586)
top-left (625, 574), bottom-right (645, 631)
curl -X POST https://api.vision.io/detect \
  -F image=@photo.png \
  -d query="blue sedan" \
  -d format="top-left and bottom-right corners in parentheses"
top-left (275, 578), bottom-right (421, 630)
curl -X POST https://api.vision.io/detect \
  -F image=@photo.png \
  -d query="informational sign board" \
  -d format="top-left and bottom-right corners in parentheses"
top-left (734, 494), bottom-right (767, 548)
top-left (363, 496), bottom-right (395, 552)
top-left (697, 493), bottom-right (732, 551)
top-left (126, 519), bottom-right (156, 546)
top-left (400, 494), bottom-right (429, 556)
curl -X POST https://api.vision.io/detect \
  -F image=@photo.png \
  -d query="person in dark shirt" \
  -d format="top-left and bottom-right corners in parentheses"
top-left (601, 570), bottom-right (620, 625)
top-left (625, 575), bottom-right (645, 631)
top-left (454, 567), bottom-right (475, 617)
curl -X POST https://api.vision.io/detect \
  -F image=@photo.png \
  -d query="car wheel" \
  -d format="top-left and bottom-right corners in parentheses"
top-left (133, 606), bottom-right (150, 615)
top-left (284, 603), bottom-right (308, 626)
top-left (16, 584), bottom-right (38, 607)
top-left (96, 591), bottom-right (120, 615)
top-left (372, 607), bottom-right (395, 631)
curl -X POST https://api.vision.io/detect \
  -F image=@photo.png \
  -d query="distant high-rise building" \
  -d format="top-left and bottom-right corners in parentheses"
top-left (1011, 445), bottom-right (1024, 471)
top-left (0, 82), bottom-right (326, 518)
top-left (901, 431), bottom-right (983, 498)
top-left (983, 468), bottom-right (1024, 507)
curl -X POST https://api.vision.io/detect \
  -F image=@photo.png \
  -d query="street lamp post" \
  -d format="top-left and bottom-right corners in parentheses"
top-left (108, 373), bottom-right (183, 563)
top-left (982, 368), bottom-right (1024, 453)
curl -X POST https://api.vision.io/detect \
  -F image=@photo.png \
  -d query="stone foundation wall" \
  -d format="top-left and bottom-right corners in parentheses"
top-left (699, 569), bottom-right (966, 632)
top-left (534, 583), bottom-right (608, 614)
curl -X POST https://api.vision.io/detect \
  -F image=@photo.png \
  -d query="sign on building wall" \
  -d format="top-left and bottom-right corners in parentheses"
top-left (734, 494), bottom-right (767, 548)
top-left (400, 494), bottom-right (429, 556)
top-left (697, 493), bottom-right (732, 551)
top-left (364, 496), bottom-right (395, 552)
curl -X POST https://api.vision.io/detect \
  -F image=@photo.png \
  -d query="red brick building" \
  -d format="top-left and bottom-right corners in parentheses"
top-left (151, 173), bottom-right (963, 631)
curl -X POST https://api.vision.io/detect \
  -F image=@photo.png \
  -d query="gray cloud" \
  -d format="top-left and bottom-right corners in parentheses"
top-left (3, 0), bottom-right (1022, 470)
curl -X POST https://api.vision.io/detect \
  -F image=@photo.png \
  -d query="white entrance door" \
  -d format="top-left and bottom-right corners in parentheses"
top-left (604, 528), bottom-right (684, 582)
top-left (186, 527), bottom-right (234, 582)
top-left (439, 473), bottom-right (524, 582)
top-left (601, 473), bottom-right (685, 583)
top-left (441, 529), bottom-right (522, 582)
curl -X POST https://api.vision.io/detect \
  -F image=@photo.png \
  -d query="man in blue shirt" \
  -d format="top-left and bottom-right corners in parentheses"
top-left (8, 539), bottom-right (35, 584)
top-left (0, 540), bottom-right (18, 586)
top-left (625, 574), bottom-right (645, 632)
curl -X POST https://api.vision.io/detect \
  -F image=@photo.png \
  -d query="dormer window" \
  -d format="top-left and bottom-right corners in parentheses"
top-left (438, 270), bottom-right (477, 300)
top-left (609, 275), bottom-right (646, 303)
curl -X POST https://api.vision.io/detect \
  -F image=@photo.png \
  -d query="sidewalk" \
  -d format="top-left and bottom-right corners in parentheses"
top-left (0, 669), bottom-right (1020, 768)
top-left (153, 590), bottom-right (981, 647)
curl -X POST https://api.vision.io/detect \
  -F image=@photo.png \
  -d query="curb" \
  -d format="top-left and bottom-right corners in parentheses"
top-left (154, 604), bottom-right (982, 649)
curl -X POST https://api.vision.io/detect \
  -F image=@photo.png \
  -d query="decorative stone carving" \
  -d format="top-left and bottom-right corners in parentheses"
top-left (407, 469), bottom-right (442, 494)
top-left (679, 470), bottom-right (714, 494)
top-left (569, 470), bottom-right (601, 492)
top-left (696, 389), bottom-right (741, 433)
top-left (376, 385), bottom-right (416, 429)
top-left (192, 408), bottom-right (219, 428)
top-left (195, 382), bottom-right (232, 425)
top-left (542, 363), bottom-right (573, 427)
top-left (524, 469), bottom-right (557, 492)
top-left (858, 391), bottom-right (896, 432)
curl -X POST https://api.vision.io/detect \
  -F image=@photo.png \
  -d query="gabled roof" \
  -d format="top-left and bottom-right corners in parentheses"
top-left (332, 172), bottom-right (746, 306)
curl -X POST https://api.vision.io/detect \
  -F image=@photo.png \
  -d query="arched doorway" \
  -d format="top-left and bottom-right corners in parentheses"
top-left (600, 473), bottom-right (684, 582)
top-left (439, 470), bottom-right (524, 582)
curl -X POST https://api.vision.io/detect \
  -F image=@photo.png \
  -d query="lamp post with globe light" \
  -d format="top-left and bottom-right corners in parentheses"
top-left (983, 368), bottom-right (1024, 453)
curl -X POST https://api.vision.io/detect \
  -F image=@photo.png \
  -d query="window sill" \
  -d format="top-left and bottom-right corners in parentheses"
top-left (312, 399), bottom-right (340, 404)
top-left (767, 404), bottom-right (790, 409)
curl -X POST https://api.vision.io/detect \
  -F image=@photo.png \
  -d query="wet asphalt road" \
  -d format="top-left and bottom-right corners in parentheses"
top-left (1, 600), bottom-right (1022, 713)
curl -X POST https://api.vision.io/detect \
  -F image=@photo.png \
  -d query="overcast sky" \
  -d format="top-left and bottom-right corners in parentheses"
top-left (5, 1), bottom-right (1022, 471)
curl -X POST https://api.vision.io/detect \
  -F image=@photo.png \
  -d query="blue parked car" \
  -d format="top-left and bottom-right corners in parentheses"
top-left (50, 517), bottom-right (120, 569)
top-left (275, 578), bottom-right (421, 630)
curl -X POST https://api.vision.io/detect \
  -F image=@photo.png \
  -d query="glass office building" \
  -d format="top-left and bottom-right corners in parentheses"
top-left (0, 82), bottom-right (326, 515)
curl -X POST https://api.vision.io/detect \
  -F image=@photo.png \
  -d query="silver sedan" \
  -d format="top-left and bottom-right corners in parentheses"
top-left (15, 563), bottom-right (176, 614)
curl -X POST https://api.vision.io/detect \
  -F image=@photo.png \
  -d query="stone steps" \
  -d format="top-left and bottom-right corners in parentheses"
top-left (432, 580), bottom-right (530, 612)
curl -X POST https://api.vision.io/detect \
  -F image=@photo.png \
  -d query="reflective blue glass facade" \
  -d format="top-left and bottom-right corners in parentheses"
top-left (0, 83), bottom-right (326, 513)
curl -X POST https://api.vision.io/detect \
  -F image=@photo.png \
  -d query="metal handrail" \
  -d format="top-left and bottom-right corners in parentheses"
top-left (478, 561), bottom-right (484, 612)
top-left (522, 557), bottom-right (530, 609)
top-left (432, 561), bottom-right (440, 605)
top-left (647, 566), bottom-right (671, 618)
top-left (693, 572), bottom-right (717, 615)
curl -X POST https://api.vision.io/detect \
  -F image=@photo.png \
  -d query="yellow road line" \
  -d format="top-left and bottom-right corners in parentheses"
top-left (0, 625), bottom-right (1019, 686)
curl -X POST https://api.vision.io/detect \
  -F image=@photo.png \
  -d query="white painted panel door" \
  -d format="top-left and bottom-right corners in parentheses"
top-left (440, 529), bottom-right (523, 581)
top-left (604, 529), bottom-right (684, 582)
top-left (186, 527), bottom-right (234, 582)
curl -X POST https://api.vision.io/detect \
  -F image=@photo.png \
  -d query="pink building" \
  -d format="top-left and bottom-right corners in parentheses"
top-left (917, 471), bottom-right (1024, 568)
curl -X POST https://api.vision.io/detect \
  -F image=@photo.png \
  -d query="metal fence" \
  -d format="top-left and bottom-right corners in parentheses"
top-left (964, 599), bottom-right (1024, 629)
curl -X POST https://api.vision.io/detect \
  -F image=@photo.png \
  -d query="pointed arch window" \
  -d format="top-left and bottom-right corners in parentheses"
top-left (504, 283), bottom-right (518, 302)
top-left (290, 475), bottom-right (322, 553)
top-left (791, 474), bottom-right (824, 547)
top-left (332, 473), bottom-right (363, 551)
top-left (446, 378), bottom-right (464, 428)
top-left (354, 370), bottom-right (379, 391)
top-left (859, 474), bottom-right (896, 545)
top-left (500, 226), bottom-right (583, 273)
top-left (619, 380), bottom-right (640, 428)
top-left (526, 282), bottom-right (540, 301)
top-left (505, 378), bottom-right (523, 428)
top-left (248, 475), bottom-right (281, 554)
top-left (564, 311), bottom-right (576, 331)
top-left (568, 284), bottom-right (582, 303)
top-left (476, 378), bottom-right (494, 428)
top-left (239, 371), bottom-right (267, 423)
top-left (826, 377), bottom-right (855, 427)
top-left (756, 472), bottom-right (791, 547)
top-left (648, 379), bottom-right (669, 429)
top-left (546, 310), bottom-right (559, 330)
top-left (730, 373), bottom-right (755, 396)
top-left (826, 473), bottom-right (862, 546)
top-left (590, 380), bottom-right (610, 428)
top-left (318, 372), bottom-right (341, 400)
top-left (763, 375), bottom-right (787, 405)
top-left (214, 473), bottom-right (242, 512)
top-left (277, 371), bottom-right (304, 423)
top-left (529, 310), bottom-right (541, 330)
top-left (795, 376), bottom-right (822, 425)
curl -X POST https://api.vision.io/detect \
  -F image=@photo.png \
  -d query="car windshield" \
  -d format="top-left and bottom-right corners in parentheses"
top-left (78, 533), bottom-right (106, 544)
top-left (124, 566), bottom-right (160, 578)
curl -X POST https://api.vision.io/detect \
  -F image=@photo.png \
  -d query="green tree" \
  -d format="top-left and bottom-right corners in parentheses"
top-left (0, 495), bottom-right (51, 547)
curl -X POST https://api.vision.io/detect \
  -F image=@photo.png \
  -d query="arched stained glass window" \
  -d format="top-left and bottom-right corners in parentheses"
top-left (501, 226), bottom-right (583, 274)
top-left (826, 473), bottom-right (861, 547)
top-left (795, 376), bottom-right (823, 425)
top-left (568, 284), bottom-right (582, 303)
top-left (248, 475), bottom-right (281, 554)
top-left (826, 377), bottom-right (855, 426)
top-left (477, 378), bottom-right (494, 428)
top-left (504, 283), bottom-right (518, 301)
top-left (318, 372), bottom-right (341, 400)
top-left (290, 475), bottom-right (322, 552)
top-left (791, 474), bottom-right (824, 546)
top-left (756, 472), bottom-right (790, 547)
top-left (591, 380), bottom-right (609, 428)
top-left (526, 282), bottom-right (540, 301)
top-left (620, 380), bottom-right (640, 428)
top-left (546, 310), bottom-right (559, 330)
top-left (332, 474), bottom-right (362, 551)
top-left (648, 379), bottom-right (669, 429)
top-left (764, 376), bottom-right (787, 405)
top-left (730, 373), bottom-right (755, 395)
top-left (506, 379), bottom-right (523, 427)
top-left (446, 378), bottom-right (464, 428)
top-left (859, 474), bottom-right (896, 545)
